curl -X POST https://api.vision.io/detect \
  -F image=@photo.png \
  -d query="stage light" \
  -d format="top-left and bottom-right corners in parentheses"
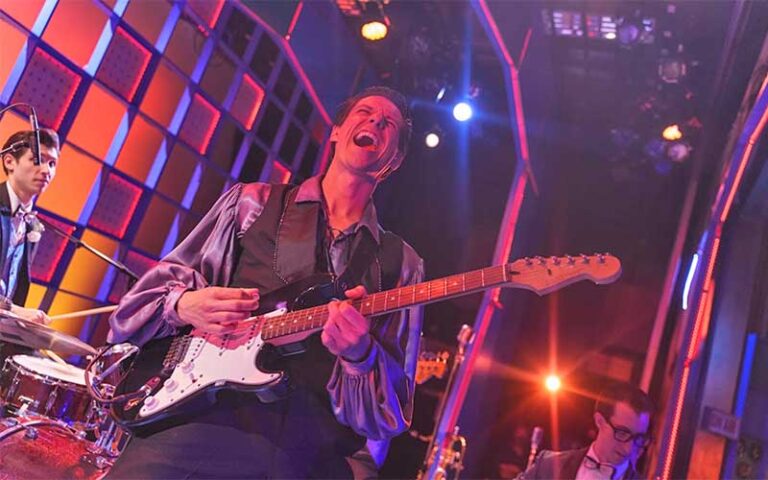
top-left (545, 375), bottom-right (561, 393)
top-left (361, 20), bottom-right (388, 41)
top-left (666, 141), bottom-right (691, 163)
top-left (425, 132), bottom-right (440, 148)
top-left (662, 124), bottom-right (683, 141)
top-left (360, 0), bottom-right (390, 42)
top-left (453, 102), bottom-right (472, 122)
top-left (659, 57), bottom-right (687, 84)
top-left (617, 20), bottom-right (641, 45)
top-left (435, 86), bottom-right (447, 103)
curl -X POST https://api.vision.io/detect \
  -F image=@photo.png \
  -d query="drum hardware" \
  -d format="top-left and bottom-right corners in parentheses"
top-left (0, 415), bottom-right (77, 442)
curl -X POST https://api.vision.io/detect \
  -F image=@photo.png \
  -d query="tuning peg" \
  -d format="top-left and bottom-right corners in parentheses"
top-left (524, 257), bottom-right (533, 266)
top-left (535, 256), bottom-right (546, 265)
top-left (580, 254), bottom-right (590, 264)
top-left (566, 255), bottom-right (575, 265)
top-left (597, 253), bottom-right (606, 263)
top-left (551, 256), bottom-right (561, 265)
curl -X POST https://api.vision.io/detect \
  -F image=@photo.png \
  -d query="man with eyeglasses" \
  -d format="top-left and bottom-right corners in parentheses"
top-left (517, 382), bottom-right (654, 480)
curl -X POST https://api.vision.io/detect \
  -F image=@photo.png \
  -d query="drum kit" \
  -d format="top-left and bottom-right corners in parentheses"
top-left (0, 309), bottom-right (129, 479)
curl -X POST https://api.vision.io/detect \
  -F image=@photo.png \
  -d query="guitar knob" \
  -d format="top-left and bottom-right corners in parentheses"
top-left (165, 379), bottom-right (177, 392)
top-left (144, 396), bottom-right (157, 409)
top-left (179, 362), bottom-right (193, 374)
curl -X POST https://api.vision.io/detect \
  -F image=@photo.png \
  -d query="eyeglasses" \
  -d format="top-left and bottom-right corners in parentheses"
top-left (602, 414), bottom-right (652, 447)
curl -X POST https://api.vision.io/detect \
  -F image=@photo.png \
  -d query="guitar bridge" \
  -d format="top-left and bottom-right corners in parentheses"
top-left (163, 335), bottom-right (192, 371)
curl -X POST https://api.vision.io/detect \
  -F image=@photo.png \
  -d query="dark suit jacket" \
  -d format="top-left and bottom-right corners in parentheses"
top-left (516, 448), bottom-right (641, 480)
top-left (0, 180), bottom-right (36, 362)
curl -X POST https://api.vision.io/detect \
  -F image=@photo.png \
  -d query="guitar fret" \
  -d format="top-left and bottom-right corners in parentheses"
top-left (263, 265), bottom-right (522, 340)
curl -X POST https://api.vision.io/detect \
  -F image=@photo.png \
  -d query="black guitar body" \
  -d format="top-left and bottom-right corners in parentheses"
top-left (111, 274), bottom-right (338, 428)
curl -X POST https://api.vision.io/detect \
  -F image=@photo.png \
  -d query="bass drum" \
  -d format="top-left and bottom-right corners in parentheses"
top-left (0, 417), bottom-right (108, 479)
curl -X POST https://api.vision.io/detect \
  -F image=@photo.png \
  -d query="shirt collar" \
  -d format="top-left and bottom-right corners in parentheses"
top-left (586, 444), bottom-right (630, 480)
top-left (295, 175), bottom-right (381, 244)
top-left (6, 182), bottom-right (32, 216)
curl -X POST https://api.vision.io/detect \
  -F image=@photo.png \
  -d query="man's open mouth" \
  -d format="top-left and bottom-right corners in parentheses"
top-left (353, 131), bottom-right (378, 150)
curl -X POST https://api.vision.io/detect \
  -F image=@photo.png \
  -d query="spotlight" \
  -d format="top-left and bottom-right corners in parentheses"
top-left (544, 375), bottom-right (561, 393)
top-left (425, 132), bottom-right (440, 148)
top-left (666, 141), bottom-right (691, 163)
top-left (360, 1), bottom-right (390, 42)
top-left (659, 57), bottom-right (687, 84)
top-left (617, 20), bottom-right (641, 45)
top-left (435, 86), bottom-right (447, 103)
top-left (662, 124), bottom-right (683, 141)
top-left (453, 102), bottom-right (472, 122)
top-left (361, 21), bottom-right (388, 41)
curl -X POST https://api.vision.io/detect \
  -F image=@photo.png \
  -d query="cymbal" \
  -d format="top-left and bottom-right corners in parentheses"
top-left (0, 310), bottom-right (97, 356)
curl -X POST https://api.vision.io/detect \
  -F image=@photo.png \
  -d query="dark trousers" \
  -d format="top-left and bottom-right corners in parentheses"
top-left (106, 390), bottom-right (360, 479)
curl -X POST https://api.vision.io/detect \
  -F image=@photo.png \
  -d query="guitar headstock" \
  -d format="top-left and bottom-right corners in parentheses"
top-left (415, 350), bottom-right (450, 385)
top-left (504, 253), bottom-right (621, 295)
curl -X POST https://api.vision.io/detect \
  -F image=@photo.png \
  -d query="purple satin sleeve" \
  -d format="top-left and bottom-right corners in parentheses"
top-left (327, 243), bottom-right (425, 440)
top-left (108, 183), bottom-right (271, 346)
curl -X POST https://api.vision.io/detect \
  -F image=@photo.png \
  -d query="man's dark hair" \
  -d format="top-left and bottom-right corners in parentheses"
top-left (331, 86), bottom-right (413, 158)
top-left (595, 382), bottom-right (655, 420)
top-left (1, 129), bottom-right (60, 174)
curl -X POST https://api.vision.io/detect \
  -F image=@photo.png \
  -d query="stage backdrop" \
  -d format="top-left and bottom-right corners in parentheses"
top-left (0, 0), bottom-right (331, 347)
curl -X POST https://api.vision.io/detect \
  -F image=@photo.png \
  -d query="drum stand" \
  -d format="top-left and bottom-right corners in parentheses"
top-left (81, 384), bottom-right (130, 470)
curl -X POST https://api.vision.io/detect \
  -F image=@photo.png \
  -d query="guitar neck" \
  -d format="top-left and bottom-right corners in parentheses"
top-left (260, 265), bottom-right (508, 341)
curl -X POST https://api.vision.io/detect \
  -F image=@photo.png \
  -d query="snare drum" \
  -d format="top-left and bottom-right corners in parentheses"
top-left (0, 355), bottom-right (94, 427)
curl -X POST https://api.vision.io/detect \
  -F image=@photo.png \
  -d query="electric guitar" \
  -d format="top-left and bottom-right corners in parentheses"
top-left (111, 254), bottom-right (621, 428)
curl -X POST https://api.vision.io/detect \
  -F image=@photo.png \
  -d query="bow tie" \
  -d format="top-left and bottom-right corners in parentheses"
top-left (583, 455), bottom-right (617, 479)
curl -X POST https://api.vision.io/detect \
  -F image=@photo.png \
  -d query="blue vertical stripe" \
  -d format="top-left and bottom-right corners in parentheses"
top-left (734, 333), bottom-right (757, 417)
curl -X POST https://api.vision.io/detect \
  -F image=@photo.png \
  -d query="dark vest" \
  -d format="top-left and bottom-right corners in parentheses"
top-left (224, 183), bottom-right (404, 462)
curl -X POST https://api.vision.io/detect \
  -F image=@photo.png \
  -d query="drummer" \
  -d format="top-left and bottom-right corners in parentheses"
top-left (0, 129), bottom-right (60, 363)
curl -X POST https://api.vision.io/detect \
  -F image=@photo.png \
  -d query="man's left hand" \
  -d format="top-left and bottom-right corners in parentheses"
top-left (322, 286), bottom-right (372, 362)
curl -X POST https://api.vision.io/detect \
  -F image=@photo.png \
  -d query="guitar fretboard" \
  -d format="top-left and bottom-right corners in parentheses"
top-left (260, 265), bottom-right (508, 340)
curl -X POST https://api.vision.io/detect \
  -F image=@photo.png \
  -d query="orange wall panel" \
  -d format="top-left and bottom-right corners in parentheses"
top-left (0, 0), bottom-right (46, 30)
top-left (48, 291), bottom-right (96, 338)
top-left (36, 143), bottom-right (101, 222)
top-left (141, 61), bottom-right (186, 128)
top-left (42, 0), bottom-right (109, 68)
top-left (114, 115), bottom-right (165, 182)
top-left (0, 18), bottom-right (27, 93)
top-left (59, 229), bottom-right (117, 297)
top-left (67, 83), bottom-right (127, 160)
top-left (24, 283), bottom-right (46, 309)
top-left (122, 0), bottom-right (171, 45)
top-left (133, 195), bottom-right (177, 256)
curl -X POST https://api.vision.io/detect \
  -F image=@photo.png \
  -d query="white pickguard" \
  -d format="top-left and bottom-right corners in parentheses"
top-left (138, 309), bottom-right (287, 419)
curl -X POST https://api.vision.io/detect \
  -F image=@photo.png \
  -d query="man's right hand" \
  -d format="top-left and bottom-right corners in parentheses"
top-left (10, 305), bottom-right (51, 325)
top-left (176, 287), bottom-right (259, 334)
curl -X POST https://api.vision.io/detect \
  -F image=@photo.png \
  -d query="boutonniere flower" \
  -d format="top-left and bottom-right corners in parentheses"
top-left (24, 212), bottom-right (45, 243)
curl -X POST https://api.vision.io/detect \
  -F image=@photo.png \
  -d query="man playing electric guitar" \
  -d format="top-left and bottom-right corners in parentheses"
top-left (107, 86), bottom-right (423, 478)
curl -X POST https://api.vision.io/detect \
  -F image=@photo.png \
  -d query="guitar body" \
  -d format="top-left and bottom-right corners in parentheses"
top-left (112, 274), bottom-right (337, 429)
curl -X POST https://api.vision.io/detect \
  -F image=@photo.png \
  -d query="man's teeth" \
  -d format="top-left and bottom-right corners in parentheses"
top-left (354, 132), bottom-right (378, 148)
